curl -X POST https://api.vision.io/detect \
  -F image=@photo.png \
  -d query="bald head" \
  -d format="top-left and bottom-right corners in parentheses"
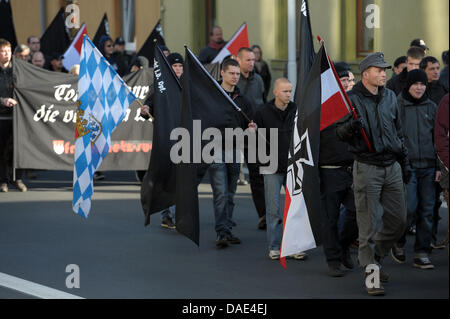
top-left (274, 78), bottom-right (291, 90)
top-left (273, 78), bottom-right (292, 109)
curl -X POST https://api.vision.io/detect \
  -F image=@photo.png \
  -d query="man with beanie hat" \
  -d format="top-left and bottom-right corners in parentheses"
top-left (336, 52), bottom-right (410, 296)
top-left (167, 53), bottom-right (184, 78)
top-left (391, 69), bottom-right (439, 269)
top-left (318, 62), bottom-right (359, 277)
top-left (334, 62), bottom-right (350, 91)
top-left (140, 52), bottom-right (184, 230)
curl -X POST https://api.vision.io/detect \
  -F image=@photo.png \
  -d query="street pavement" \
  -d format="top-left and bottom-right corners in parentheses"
top-left (0, 170), bottom-right (448, 299)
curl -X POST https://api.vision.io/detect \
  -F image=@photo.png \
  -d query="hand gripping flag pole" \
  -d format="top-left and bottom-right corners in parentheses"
top-left (317, 36), bottom-right (374, 152)
top-left (72, 35), bottom-right (140, 218)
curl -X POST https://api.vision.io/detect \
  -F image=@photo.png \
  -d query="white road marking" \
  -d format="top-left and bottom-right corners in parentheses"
top-left (0, 272), bottom-right (84, 299)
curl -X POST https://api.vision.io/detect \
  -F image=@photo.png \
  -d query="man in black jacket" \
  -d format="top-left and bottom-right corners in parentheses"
top-left (390, 69), bottom-right (438, 270)
top-left (337, 52), bottom-right (411, 296)
top-left (420, 56), bottom-right (448, 105)
top-left (0, 39), bottom-right (27, 193)
top-left (236, 47), bottom-right (267, 230)
top-left (209, 58), bottom-right (256, 248)
top-left (386, 46), bottom-right (425, 95)
top-left (199, 26), bottom-right (226, 64)
top-left (254, 78), bottom-right (306, 261)
top-left (319, 66), bottom-right (359, 277)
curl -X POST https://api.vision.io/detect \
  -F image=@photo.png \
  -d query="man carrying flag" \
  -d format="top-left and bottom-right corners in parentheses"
top-left (72, 35), bottom-right (138, 217)
top-left (318, 54), bottom-right (359, 278)
top-left (140, 47), bottom-right (183, 229)
top-left (336, 52), bottom-right (411, 296)
top-left (175, 49), bottom-right (255, 246)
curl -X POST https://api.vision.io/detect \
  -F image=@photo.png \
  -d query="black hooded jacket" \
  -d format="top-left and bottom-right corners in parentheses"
top-left (386, 67), bottom-right (408, 96)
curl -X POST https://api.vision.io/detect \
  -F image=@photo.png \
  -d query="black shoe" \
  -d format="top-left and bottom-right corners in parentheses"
top-left (341, 248), bottom-right (355, 269)
top-left (328, 263), bottom-right (344, 277)
top-left (93, 172), bottom-right (105, 181)
top-left (391, 245), bottom-right (406, 264)
top-left (161, 217), bottom-right (176, 229)
top-left (216, 233), bottom-right (229, 248)
top-left (413, 256), bottom-right (434, 270)
top-left (258, 215), bottom-right (266, 230)
top-left (226, 232), bottom-right (241, 244)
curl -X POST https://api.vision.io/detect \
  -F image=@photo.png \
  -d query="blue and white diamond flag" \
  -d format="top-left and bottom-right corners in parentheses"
top-left (73, 35), bottom-right (137, 218)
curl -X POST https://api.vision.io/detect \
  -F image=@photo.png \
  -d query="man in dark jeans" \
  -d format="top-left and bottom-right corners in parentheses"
top-left (209, 58), bottom-right (256, 248)
top-left (320, 64), bottom-right (358, 277)
top-left (0, 38), bottom-right (27, 193)
top-left (337, 52), bottom-right (411, 296)
top-left (391, 69), bottom-right (439, 269)
top-left (236, 47), bottom-right (267, 230)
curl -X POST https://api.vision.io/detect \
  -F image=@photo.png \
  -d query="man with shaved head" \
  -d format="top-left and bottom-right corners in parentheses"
top-left (254, 78), bottom-right (307, 261)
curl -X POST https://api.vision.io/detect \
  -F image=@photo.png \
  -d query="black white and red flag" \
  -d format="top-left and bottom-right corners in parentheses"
top-left (280, 41), bottom-right (354, 268)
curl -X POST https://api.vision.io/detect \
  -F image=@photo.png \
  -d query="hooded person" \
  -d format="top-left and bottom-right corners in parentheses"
top-left (392, 69), bottom-right (439, 270)
top-left (98, 35), bottom-right (119, 73)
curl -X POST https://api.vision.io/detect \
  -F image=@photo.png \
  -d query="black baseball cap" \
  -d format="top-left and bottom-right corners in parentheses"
top-left (410, 39), bottom-right (429, 51)
top-left (115, 37), bottom-right (125, 45)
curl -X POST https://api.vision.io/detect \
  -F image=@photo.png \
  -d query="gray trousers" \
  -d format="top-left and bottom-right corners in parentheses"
top-left (353, 161), bottom-right (407, 267)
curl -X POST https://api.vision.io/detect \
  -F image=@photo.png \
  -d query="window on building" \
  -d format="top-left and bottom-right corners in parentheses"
top-left (357, 0), bottom-right (375, 57)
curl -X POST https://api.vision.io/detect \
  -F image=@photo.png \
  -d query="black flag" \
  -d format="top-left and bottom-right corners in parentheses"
top-left (175, 47), bottom-right (236, 246)
top-left (294, 0), bottom-right (315, 104)
top-left (141, 45), bottom-right (182, 226)
top-left (93, 13), bottom-right (110, 48)
top-left (281, 44), bottom-right (323, 264)
top-left (0, 0), bottom-right (17, 50)
top-left (137, 20), bottom-right (165, 68)
top-left (40, 7), bottom-right (71, 57)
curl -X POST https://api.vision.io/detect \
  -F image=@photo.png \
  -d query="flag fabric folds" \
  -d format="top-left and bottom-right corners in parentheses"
top-left (175, 47), bottom-right (236, 245)
top-left (211, 23), bottom-right (249, 64)
top-left (319, 45), bottom-right (352, 131)
top-left (73, 35), bottom-right (137, 218)
top-left (63, 24), bottom-right (88, 71)
top-left (136, 20), bottom-right (165, 68)
top-left (280, 44), bottom-right (325, 267)
top-left (294, 0), bottom-right (315, 104)
top-left (0, 0), bottom-right (17, 50)
top-left (93, 13), bottom-right (109, 48)
top-left (141, 45), bottom-right (182, 226)
top-left (40, 8), bottom-right (71, 57)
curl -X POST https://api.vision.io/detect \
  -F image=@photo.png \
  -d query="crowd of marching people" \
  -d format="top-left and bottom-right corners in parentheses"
top-left (1, 23), bottom-right (449, 296)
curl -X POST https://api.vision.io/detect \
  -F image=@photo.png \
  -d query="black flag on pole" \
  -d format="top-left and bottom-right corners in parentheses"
top-left (280, 44), bottom-right (324, 267)
top-left (93, 13), bottom-right (110, 48)
top-left (0, 0), bottom-right (17, 50)
top-left (40, 7), bottom-right (71, 57)
top-left (294, 0), bottom-right (315, 104)
top-left (141, 45), bottom-right (182, 226)
top-left (137, 20), bottom-right (165, 68)
top-left (175, 47), bottom-right (236, 246)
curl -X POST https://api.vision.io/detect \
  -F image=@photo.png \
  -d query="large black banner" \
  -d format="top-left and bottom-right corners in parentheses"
top-left (12, 58), bottom-right (154, 171)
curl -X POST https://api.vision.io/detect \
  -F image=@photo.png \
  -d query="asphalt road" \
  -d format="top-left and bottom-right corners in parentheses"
top-left (0, 170), bottom-right (448, 300)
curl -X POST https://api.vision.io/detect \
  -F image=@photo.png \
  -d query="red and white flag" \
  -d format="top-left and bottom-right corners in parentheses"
top-left (63, 24), bottom-right (88, 71)
top-left (319, 48), bottom-right (352, 131)
top-left (211, 23), bottom-right (249, 64)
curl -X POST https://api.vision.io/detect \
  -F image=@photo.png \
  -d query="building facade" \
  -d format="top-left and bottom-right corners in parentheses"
top-left (11, 0), bottom-right (449, 83)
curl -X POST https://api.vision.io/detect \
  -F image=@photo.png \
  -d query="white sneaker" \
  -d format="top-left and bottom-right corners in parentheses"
top-left (269, 250), bottom-right (281, 260)
top-left (288, 252), bottom-right (308, 260)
